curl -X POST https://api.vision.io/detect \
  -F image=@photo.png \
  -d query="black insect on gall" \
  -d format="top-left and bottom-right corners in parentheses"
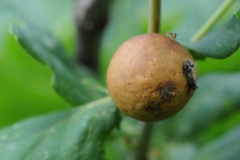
top-left (183, 60), bottom-right (198, 90)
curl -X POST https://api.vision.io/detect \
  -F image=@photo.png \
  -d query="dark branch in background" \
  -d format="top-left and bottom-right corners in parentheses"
top-left (74, 0), bottom-right (112, 74)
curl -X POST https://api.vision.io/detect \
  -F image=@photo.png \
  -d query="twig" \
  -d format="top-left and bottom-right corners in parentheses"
top-left (134, 1), bottom-right (161, 160)
top-left (190, 0), bottom-right (236, 42)
top-left (133, 123), bottom-right (153, 160)
top-left (148, 0), bottom-right (161, 33)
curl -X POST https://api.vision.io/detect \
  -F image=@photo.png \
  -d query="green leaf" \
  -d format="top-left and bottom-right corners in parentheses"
top-left (151, 126), bottom-right (240, 160)
top-left (0, 97), bottom-right (120, 160)
top-left (10, 24), bottom-right (107, 105)
top-left (196, 110), bottom-right (240, 144)
top-left (195, 125), bottom-right (240, 160)
top-left (181, 10), bottom-right (240, 59)
top-left (163, 142), bottom-right (197, 160)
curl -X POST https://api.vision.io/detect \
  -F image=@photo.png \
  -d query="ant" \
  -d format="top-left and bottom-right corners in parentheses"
top-left (165, 31), bottom-right (178, 40)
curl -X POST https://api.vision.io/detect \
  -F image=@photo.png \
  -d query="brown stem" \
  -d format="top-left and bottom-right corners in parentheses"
top-left (74, 0), bottom-right (112, 74)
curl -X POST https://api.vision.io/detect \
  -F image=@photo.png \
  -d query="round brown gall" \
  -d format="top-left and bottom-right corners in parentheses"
top-left (107, 33), bottom-right (197, 122)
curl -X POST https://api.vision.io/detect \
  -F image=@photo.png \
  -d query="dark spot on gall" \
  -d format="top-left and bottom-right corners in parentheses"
top-left (145, 82), bottom-right (176, 112)
top-left (173, 72), bottom-right (176, 77)
top-left (183, 60), bottom-right (198, 90)
top-left (145, 104), bottom-right (162, 112)
top-left (156, 81), bottom-right (176, 103)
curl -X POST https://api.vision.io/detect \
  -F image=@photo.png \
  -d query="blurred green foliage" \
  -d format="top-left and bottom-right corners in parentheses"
top-left (0, 0), bottom-right (240, 160)
top-left (10, 24), bottom-right (107, 105)
top-left (0, 0), bottom-right (75, 127)
top-left (0, 97), bottom-right (120, 160)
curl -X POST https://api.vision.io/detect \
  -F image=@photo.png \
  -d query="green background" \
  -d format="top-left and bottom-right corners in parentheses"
top-left (0, 0), bottom-right (239, 127)
top-left (0, 0), bottom-right (240, 160)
